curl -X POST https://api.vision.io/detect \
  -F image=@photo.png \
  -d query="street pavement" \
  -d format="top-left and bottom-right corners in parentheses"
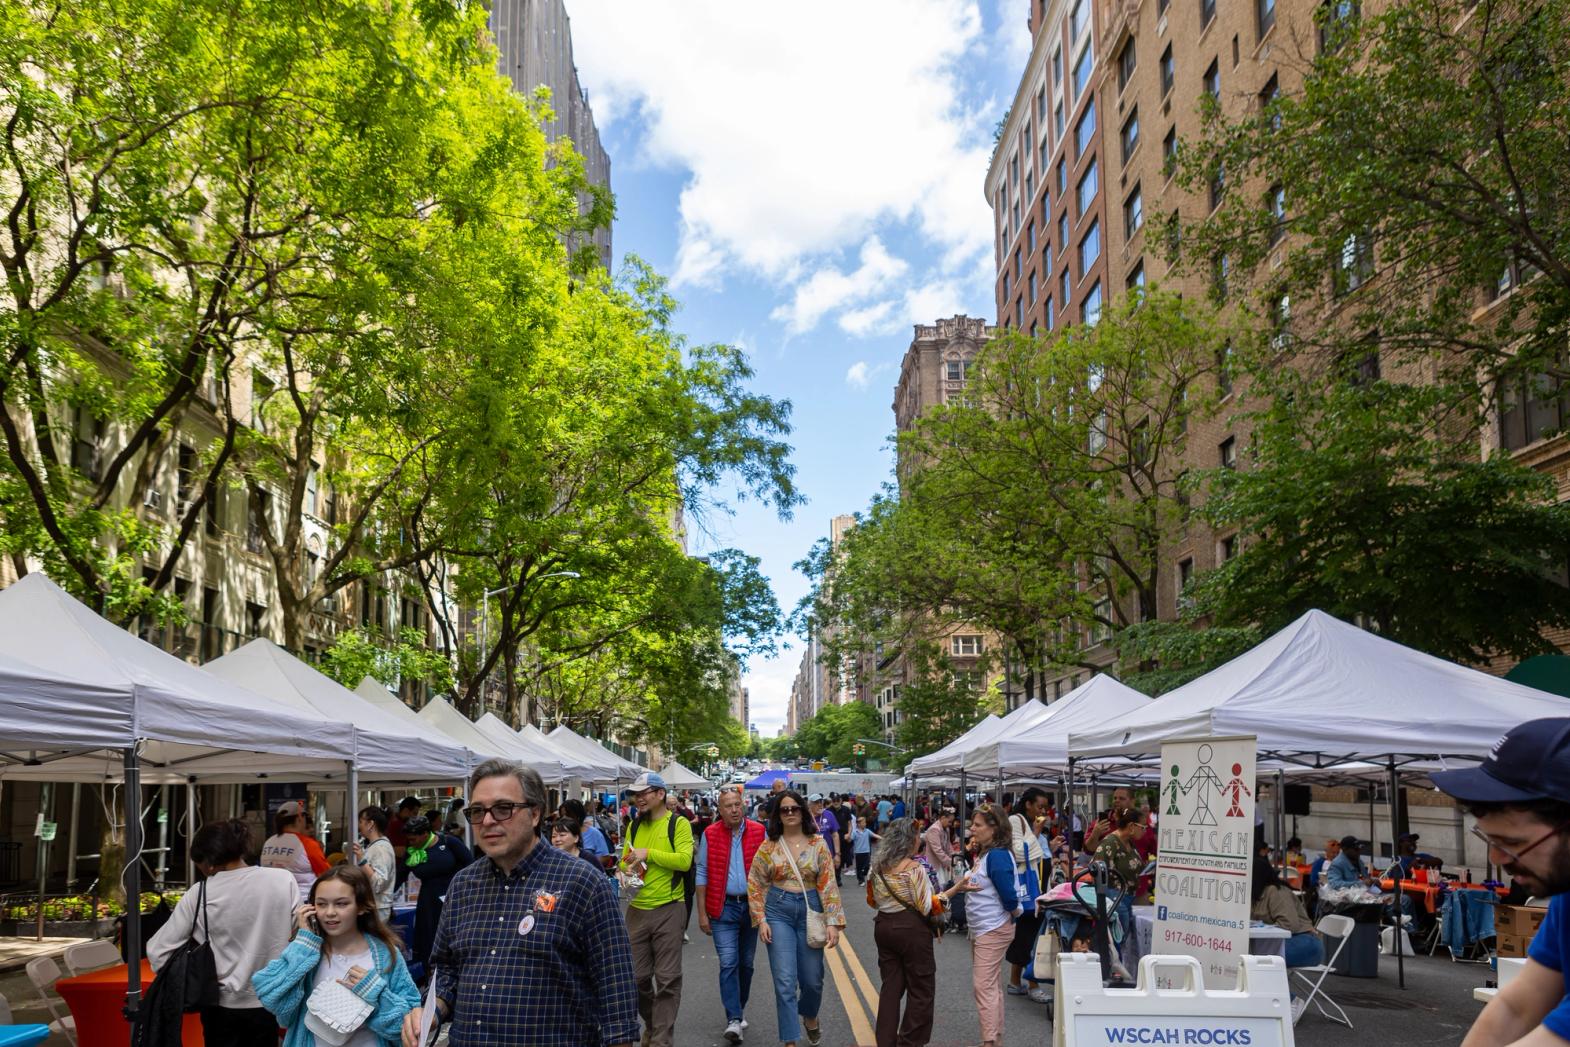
top-left (0, 884), bottom-right (1492, 1046)
top-left (674, 871), bottom-right (1487, 1047)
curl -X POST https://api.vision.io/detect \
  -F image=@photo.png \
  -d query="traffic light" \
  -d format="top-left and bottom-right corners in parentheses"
top-left (707, 745), bottom-right (719, 758)
top-left (852, 743), bottom-right (866, 756)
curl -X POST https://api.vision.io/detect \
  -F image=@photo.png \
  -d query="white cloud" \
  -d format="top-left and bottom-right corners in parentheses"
top-left (839, 301), bottom-right (897, 337)
top-left (566, 1), bottom-right (996, 289)
top-left (845, 362), bottom-right (871, 389)
top-left (770, 237), bottom-right (908, 335)
top-left (743, 649), bottom-right (799, 736)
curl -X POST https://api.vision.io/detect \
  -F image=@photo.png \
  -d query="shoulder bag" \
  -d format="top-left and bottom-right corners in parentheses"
top-left (1010, 814), bottom-right (1042, 915)
top-left (304, 958), bottom-right (375, 1045)
top-left (781, 839), bottom-right (829, 949)
top-left (877, 868), bottom-right (949, 939)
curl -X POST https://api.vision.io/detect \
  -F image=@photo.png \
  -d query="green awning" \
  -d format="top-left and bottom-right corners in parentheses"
top-left (1504, 655), bottom-right (1570, 699)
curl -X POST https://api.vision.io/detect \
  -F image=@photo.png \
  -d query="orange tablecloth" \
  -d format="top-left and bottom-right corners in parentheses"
top-left (55, 960), bottom-right (204, 1047)
top-left (1377, 878), bottom-right (1510, 914)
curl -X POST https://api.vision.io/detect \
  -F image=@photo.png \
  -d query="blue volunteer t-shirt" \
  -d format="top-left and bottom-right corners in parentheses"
top-left (1529, 894), bottom-right (1570, 1039)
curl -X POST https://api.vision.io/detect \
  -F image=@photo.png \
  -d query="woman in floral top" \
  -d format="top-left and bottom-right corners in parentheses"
top-left (747, 789), bottom-right (845, 1047)
top-left (1093, 806), bottom-right (1145, 934)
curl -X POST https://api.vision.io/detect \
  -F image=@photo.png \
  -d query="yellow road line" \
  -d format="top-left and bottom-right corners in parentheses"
top-left (837, 935), bottom-right (880, 1013)
top-left (825, 941), bottom-right (877, 1045)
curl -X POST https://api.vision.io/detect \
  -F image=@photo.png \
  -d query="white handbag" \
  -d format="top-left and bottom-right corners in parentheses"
top-left (304, 975), bottom-right (374, 1046)
top-left (781, 841), bottom-right (829, 949)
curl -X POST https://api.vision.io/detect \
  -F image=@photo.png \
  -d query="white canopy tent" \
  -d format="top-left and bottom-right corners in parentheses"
top-left (966, 674), bottom-right (1152, 777)
top-left (416, 699), bottom-right (571, 785)
top-left (516, 722), bottom-right (599, 778)
top-left (906, 699), bottom-right (1058, 778)
top-left (0, 574), bottom-right (356, 784)
top-left (904, 715), bottom-right (1000, 777)
top-left (472, 712), bottom-right (585, 781)
top-left (1068, 609), bottom-right (1570, 767)
top-left (353, 677), bottom-right (428, 730)
top-left (548, 725), bottom-right (644, 784)
top-left (656, 760), bottom-right (710, 791)
top-left (206, 640), bottom-right (472, 783)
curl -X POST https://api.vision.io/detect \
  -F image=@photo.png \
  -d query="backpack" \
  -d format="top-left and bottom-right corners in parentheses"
top-left (631, 814), bottom-right (696, 909)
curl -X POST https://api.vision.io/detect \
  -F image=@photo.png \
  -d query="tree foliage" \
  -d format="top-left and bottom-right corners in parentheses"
top-left (791, 702), bottom-right (882, 769)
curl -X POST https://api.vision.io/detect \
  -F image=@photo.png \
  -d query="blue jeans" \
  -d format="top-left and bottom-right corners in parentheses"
top-left (1284, 930), bottom-right (1325, 968)
top-left (764, 886), bottom-right (825, 1043)
top-left (712, 897), bottom-right (758, 1023)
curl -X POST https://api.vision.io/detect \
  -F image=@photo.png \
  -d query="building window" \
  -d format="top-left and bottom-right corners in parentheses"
top-left (176, 443), bottom-right (197, 513)
top-left (1054, 100), bottom-right (1065, 141)
top-left (246, 600), bottom-right (266, 639)
top-left (1334, 231), bottom-right (1374, 294)
top-left (1045, 295), bottom-right (1056, 328)
top-left (1271, 291), bottom-right (1292, 349)
top-left (1159, 0), bottom-right (1171, 14)
top-left (1071, 0), bottom-right (1089, 39)
top-left (947, 359), bottom-right (967, 381)
top-left (1002, 272), bottom-right (1010, 300)
top-left (1499, 367), bottom-right (1570, 451)
top-left (1127, 260), bottom-right (1146, 293)
top-left (1058, 212), bottom-right (1069, 253)
top-left (1062, 269), bottom-right (1073, 309)
top-left (1029, 269), bottom-right (1038, 303)
top-left (1077, 159), bottom-right (1099, 217)
top-left (1017, 296), bottom-right (1025, 326)
top-left (1043, 243), bottom-right (1053, 278)
top-left (1343, 344), bottom-right (1382, 387)
top-left (71, 409), bottom-right (106, 481)
top-left (1080, 219), bottom-right (1101, 274)
top-left (1118, 38), bottom-right (1137, 91)
top-left (1084, 280), bottom-right (1104, 325)
top-left (1037, 87), bottom-right (1048, 122)
top-left (1016, 248), bottom-right (1024, 279)
top-left (1202, 0), bottom-right (1216, 29)
top-left (1057, 159), bottom-right (1067, 195)
top-left (1125, 185), bottom-right (1144, 237)
top-left (1091, 598), bottom-right (1114, 643)
top-left (1073, 46), bottom-right (1094, 100)
top-left (1209, 160), bottom-right (1226, 211)
top-left (1121, 108), bottom-right (1140, 164)
top-left (1089, 409), bottom-right (1108, 454)
top-left (1160, 45), bottom-right (1175, 96)
top-left (952, 634), bottom-right (984, 656)
top-left (1212, 252), bottom-right (1230, 299)
top-left (1268, 184), bottom-right (1286, 244)
top-left (1028, 219), bottom-right (1037, 252)
top-left (1220, 436), bottom-right (1237, 469)
top-left (1217, 343), bottom-right (1235, 395)
top-left (1204, 60), bottom-right (1221, 101)
top-left (1259, 0), bottom-right (1276, 36)
top-left (246, 489), bottom-right (269, 553)
top-left (1260, 74), bottom-right (1281, 131)
top-left (1076, 99), bottom-right (1097, 158)
top-left (1320, 0), bottom-right (1359, 53)
top-left (1177, 557), bottom-right (1195, 605)
top-left (1053, 48), bottom-right (1063, 88)
top-left (1162, 126), bottom-right (1178, 177)
top-left (1218, 533), bottom-right (1238, 562)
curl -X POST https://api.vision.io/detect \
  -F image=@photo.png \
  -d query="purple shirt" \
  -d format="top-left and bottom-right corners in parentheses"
top-left (816, 810), bottom-right (840, 855)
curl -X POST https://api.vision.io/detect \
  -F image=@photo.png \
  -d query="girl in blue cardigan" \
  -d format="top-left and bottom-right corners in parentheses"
top-left (252, 864), bottom-right (420, 1047)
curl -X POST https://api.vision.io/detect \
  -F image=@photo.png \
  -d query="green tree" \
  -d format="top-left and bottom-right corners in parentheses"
top-left (892, 645), bottom-right (990, 758)
top-left (791, 703), bottom-right (882, 768)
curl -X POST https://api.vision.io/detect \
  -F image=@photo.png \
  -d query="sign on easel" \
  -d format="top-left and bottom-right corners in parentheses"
top-left (1054, 953), bottom-right (1294, 1047)
top-left (1155, 735), bottom-right (1257, 989)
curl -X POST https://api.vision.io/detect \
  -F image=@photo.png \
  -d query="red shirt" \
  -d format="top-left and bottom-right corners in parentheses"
top-left (388, 816), bottom-right (408, 849)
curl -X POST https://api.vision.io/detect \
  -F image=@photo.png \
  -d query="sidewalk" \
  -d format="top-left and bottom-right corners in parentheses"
top-left (0, 935), bottom-right (88, 973)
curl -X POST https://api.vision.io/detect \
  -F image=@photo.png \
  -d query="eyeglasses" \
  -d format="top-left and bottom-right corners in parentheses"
top-left (1470, 820), bottom-right (1570, 866)
top-left (463, 801), bottom-right (536, 824)
top-left (777, 805), bottom-right (803, 814)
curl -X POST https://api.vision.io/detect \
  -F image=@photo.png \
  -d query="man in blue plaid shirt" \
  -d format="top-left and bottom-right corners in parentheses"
top-left (401, 759), bottom-right (639, 1047)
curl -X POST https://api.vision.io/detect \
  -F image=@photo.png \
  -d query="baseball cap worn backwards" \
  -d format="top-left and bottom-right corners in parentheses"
top-left (1431, 717), bottom-right (1570, 806)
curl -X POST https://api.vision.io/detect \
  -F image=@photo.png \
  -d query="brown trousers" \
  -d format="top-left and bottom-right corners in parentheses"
top-left (874, 909), bottom-right (936, 1047)
top-left (626, 899), bottom-right (685, 1047)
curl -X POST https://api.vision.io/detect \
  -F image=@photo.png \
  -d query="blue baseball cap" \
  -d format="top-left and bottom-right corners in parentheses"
top-left (1432, 718), bottom-right (1570, 805)
top-left (626, 772), bottom-right (667, 794)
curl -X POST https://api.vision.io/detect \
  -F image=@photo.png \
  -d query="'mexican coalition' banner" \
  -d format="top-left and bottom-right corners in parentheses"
top-left (1154, 735), bottom-right (1257, 989)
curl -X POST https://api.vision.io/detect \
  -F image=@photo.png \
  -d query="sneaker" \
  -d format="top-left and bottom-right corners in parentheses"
top-left (740, 1019), bottom-right (749, 1030)
top-left (724, 1019), bottom-right (745, 1043)
top-left (1291, 998), bottom-right (1307, 1024)
top-left (1029, 987), bottom-right (1053, 1004)
top-left (804, 1025), bottom-right (822, 1046)
top-left (1005, 984), bottom-right (1028, 996)
top-left (683, 932), bottom-right (690, 943)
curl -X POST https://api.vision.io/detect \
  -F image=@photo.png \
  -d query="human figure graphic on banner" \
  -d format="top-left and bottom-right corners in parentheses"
top-left (1223, 764), bottom-right (1253, 817)
top-left (1163, 765), bottom-right (1187, 815)
top-left (1181, 744), bottom-right (1224, 826)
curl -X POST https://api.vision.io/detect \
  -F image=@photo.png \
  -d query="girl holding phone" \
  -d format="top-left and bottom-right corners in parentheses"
top-left (252, 864), bottom-right (420, 1046)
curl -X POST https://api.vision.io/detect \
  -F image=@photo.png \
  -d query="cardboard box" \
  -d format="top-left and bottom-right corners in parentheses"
top-left (1497, 904), bottom-right (1548, 937)
top-left (1495, 932), bottom-right (1531, 958)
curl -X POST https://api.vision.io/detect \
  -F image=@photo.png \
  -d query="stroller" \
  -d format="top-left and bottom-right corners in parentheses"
top-left (1025, 859), bottom-right (1137, 1019)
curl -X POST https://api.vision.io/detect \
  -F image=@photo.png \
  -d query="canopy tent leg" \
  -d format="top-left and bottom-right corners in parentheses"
top-left (123, 747), bottom-right (143, 1022)
top-left (346, 762), bottom-right (359, 854)
top-left (1275, 769), bottom-right (1285, 874)
top-left (154, 785), bottom-right (169, 887)
top-left (957, 772), bottom-right (969, 845)
top-left (1388, 758), bottom-right (1405, 990)
top-left (1066, 758), bottom-right (1077, 865)
top-left (66, 783), bottom-right (81, 890)
top-left (459, 780), bottom-right (472, 848)
top-left (185, 781), bottom-right (196, 887)
top-left (34, 783), bottom-right (53, 941)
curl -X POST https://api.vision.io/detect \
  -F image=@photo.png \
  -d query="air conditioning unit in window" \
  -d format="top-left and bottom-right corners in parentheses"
top-left (142, 490), bottom-right (163, 510)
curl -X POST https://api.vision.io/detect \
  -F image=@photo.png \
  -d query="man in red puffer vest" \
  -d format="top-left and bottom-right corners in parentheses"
top-left (695, 786), bottom-right (765, 1044)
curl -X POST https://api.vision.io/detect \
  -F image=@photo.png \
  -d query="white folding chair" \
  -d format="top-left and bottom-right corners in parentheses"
top-left (1291, 913), bottom-right (1355, 1028)
top-left (0, 993), bottom-right (11, 1023)
top-left (64, 939), bottom-right (122, 976)
top-left (26, 956), bottom-right (79, 1046)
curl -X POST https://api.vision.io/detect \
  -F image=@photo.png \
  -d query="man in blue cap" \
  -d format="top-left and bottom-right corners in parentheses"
top-left (1434, 717), bottom-right (1570, 1047)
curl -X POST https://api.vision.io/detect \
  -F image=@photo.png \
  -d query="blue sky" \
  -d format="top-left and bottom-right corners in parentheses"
top-left (565, 1), bottom-right (1028, 735)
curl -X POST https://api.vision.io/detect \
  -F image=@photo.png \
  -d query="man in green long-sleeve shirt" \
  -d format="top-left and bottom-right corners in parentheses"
top-left (620, 772), bottom-right (694, 1047)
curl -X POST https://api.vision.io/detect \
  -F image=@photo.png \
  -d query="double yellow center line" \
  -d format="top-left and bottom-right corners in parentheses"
top-left (825, 930), bottom-right (880, 1044)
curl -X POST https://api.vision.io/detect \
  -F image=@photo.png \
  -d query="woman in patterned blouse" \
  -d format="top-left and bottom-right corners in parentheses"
top-left (747, 789), bottom-right (846, 1047)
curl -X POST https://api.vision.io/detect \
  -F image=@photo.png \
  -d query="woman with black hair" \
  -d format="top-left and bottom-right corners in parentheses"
top-left (1251, 855), bottom-right (1323, 967)
top-left (747, 789), bottom-right (845, 1047)
top-left (353, 805), bottom-right (396, 919)
top-left (148, 819), bottom-right (300, 1046)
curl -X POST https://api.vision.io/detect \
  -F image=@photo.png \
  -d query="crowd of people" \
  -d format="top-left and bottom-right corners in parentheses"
top-left (132, 718), bottom-right (1570, 1047)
